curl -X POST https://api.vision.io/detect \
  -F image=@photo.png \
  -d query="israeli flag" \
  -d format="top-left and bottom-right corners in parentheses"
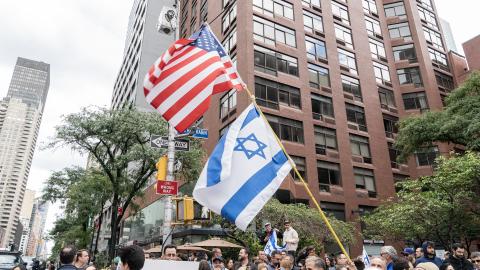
top-left (362, 246), bottom-right (371, 267)
top-left (264, 230), bottom-right (286, 255)
top-left (193, 104), bottom-right (292, 230)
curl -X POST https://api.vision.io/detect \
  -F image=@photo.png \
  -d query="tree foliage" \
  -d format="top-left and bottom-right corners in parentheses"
top-left (46, 106), bottom-right (205, 260)
top-left (362, 152), bottom-right (480, 250)
top-left (395, 72), bottom-right (480, 160)
top-left (213, 199), bottom-right (356, 256)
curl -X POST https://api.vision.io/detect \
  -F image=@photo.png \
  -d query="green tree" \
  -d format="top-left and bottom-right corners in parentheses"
top-left (362, 152), bottom-right (480, 250)
top-left (47, 107), bottom-right (204, 260)
top-left (395, 72), bottom-right (480, 161)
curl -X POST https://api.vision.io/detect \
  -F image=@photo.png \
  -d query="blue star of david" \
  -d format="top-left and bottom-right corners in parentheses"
top-left (234, 133), bottom-right (267, 159)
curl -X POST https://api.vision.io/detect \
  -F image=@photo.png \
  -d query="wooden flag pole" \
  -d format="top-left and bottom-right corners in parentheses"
top-left (242, 86), bottom-right (352, 262)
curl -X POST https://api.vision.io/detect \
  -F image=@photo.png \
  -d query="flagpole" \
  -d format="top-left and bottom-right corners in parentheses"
top-left (242, 86), bottom-right (352, 262)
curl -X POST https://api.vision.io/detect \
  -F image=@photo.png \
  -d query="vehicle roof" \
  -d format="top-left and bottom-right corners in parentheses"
top-left (0, 251), bottom-right (22, 255)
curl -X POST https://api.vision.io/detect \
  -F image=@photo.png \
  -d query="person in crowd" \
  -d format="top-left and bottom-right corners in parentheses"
top-left (12, 265), bottom-right (26, 270)
top-left (380, 246), bottom-right (398, 270)
top-left (270, 251), bottom-right (283, 270)
top-left (212, 257), bottom-right (226, 270)
top-left (392, 256), bottom-right (410, 270)
top-left (442, 244), bottom-right (473, 270)
top-left (58, 246), bottom-right (77, 270)
top-left (226, 259), bottom-right (234, 270)
top-left (416, 249), bottom-right (424, 260)
top-left (258, 251), bottom-right (269, 264)
top-left (444, 253), bottom-right (450, 261)
top-left (417, 262), bottom-right (440, 270)
top-left (470, 252), bottom-right (480, 270)
top-left (210, 248), bottom-right (223, 269)
top-left (440, 263), bottom-right (455, 270)
top-left (74, 249), bottom-right (90, 270)
top-left (199, 260), bottom-right (212, 270)
top-left (336, 254), bottom-right (349, 269)
top-left (280, 255), bottom-right (293, 270)
top-left (305, 256), bottom-right (325, 270)
top-left (370, 256), bottom-right (387, 270)
top-left (160, 244), bottom-right (179, 261)
top-left (118, 245), bottom-right (145, 270)
top-left (235, 247), bottom-right (257, 270)
top-left (283, 221), bottom-right (299, 256)
top-left (415, 242), bottom-right (443, 267)
top-left (353, 257), bottom-right (365, 270)
top-left (257, 263), bottom-right (269, 270)
top-left (325, 256), bottom-right (336, 270)
top-left (261, 223), bottom-right (282, 245)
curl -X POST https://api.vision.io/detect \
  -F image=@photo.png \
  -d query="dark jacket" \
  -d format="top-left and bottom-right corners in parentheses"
top-left (414, 242), bottom-right (443, 267)
top-left (443, 256), bottom-right (474, 270)
top-left (57, 265), bottom-right (77, 270)
top-left (234, 261), bottom-right (257, 270)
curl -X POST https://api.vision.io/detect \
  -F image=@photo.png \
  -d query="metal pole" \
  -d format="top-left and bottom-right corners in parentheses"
top-left (162, 0), bottom-right (179, 247)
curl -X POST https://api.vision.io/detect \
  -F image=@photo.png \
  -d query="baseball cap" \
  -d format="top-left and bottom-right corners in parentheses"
top-left (264, 222), bottom-right (271, 227)
top-left (213, 256), bottom-right (225, 263)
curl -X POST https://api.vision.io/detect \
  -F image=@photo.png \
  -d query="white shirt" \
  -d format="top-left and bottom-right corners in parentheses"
top-left (283, 227), bottom-right (299, 251)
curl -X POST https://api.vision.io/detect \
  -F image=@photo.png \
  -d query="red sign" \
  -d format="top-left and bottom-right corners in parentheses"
top-left (156, 181), bottom-right (178, 195)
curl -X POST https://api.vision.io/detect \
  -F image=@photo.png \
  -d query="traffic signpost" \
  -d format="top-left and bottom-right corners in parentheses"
top-left (156, 181), bottom-right (178, 195)
top-left (150, 135), bottom-right (190, 151)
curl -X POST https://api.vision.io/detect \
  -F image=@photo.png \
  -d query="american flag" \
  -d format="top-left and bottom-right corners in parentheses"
top-left (143, 24), bottom-right (244, 132)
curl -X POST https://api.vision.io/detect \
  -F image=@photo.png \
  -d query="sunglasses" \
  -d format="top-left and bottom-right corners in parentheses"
top-left (473, 260), bottom-right (480, 263)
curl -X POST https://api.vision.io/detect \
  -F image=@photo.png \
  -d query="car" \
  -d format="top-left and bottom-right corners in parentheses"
top-left (0, 251), bottom-right (24, 270)
top-left (22, 256), bottom-right (35, 270)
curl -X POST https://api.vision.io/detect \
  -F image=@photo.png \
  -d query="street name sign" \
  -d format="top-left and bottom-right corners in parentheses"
top-left (150, 135), bottom-right (190, 151)
top-left (156, 181), bottom-right (178, 195)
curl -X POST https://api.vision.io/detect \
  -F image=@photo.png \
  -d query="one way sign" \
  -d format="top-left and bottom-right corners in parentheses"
top-left (150, 135), bottom-right (190, 151)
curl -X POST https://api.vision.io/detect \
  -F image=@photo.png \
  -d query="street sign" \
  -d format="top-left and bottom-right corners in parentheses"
top-left (156, 181), bottom-right (178, 195)
top-left (181, 128), bottom-right (208, 139)
top-left (150, 135), bottom-right (190, 151)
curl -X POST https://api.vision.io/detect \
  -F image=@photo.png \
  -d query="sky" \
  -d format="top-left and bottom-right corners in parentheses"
top-left (0, 0), bottom-right (478, 254)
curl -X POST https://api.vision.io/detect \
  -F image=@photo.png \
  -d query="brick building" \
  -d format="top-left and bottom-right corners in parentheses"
top-left (177, 0), bottom-right (461, 255)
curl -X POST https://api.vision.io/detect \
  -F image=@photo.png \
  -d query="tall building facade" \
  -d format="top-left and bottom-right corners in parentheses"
top-left (463, 35), bottom-right (480, 71)
top-left (111, 0), bottom-right (176, 110)
top-left (18, 189), bottom-right (36, 253)
top-left (0, 57), bottom-right (50, 247)
top-left (440, 18), bottom-right (458, 53)
top-left (181, 0), bottom-right (459, 255)
top-left (25, 198), bottom-right (49, 257)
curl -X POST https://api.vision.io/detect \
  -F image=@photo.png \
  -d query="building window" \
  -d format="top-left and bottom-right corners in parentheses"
top-left (266, 114), bottom-right (304, 143)
top-left (388, 142), bottom-right (400, 168)
top-left (222, 29), bottom-right (237, 53)
top-left (402, 92), bottom-right (428, 110)
top-left (220, 90), bottom-right (237, 119)
top-left (419, 0), bottom-right (433, 11)
top-left (314, 126), bottom-right (337, 154)
top-left (253, 16), bottom-right (296, 47)
top-left (318, 161), bottom-right (341, 192)
top-left (383, 114), bottom-right (398, 138)
top-left (308, 64), bottom-right (330, 88)
top-left (290, 156), bottom-right (306, 181)
top-left (254, 45), bottom-right (299, 76)
top-left (354, 167), bottom-right (376, 195)
top-left (253, 0), bottom-right (294, 20)
top-left (393, 44), bottom-right (417, 62)
top-left (341, 75), bottom-right (362, 100)
top-left (388, 22), bottom-right (411, 40)
top-left (303, 10), bottom-right (324, 34)
top-left (415, 146), bottom-right (439, 166)
top-left (219, 122), bottom-right (232, 137)
top-left (365, 17), bottom-right (382, 37)
top-left (363, 0), bottom-right (378, 15)
top-left (255, 76), bottom-right (301, 109)
top-left (311, 94), bottom-right (334, 119)
top-left (379, 87), bottom-right (396, 108)
top-left (397, 67), bottom-right (423, 87)
top-left (350, 134), bottom-right (371, 162)
top-left (346, 104), bottom-right (367, 131)
top-left (384, 2), bottom-right (406, 19)
top-left (332, 1), bottom-right (350, 25)
top-left (222, 4), bottom-right (237, 32)
top-left (418, 5), bottom-right (438, 30)
top-left (369, 38), bottom-right (386, 60)
top-left (423, 27), bottom-right (444, 50)
top-left (435, 71), bottom-right (454, 91)
top-left (338, 48), bottom-right (357, 75)
top-left (305, 36), bottom-right (327, 61)
top-left (428, 48), bottom-right (449, 71)
top-left (334, 24), bottom-right (354, 49)
top-left (321, 202), bottom-right (346, 220)
top-left (373, 62), bottom-right (391, 84)
top-left (302, 0), bottom-right (321, 10)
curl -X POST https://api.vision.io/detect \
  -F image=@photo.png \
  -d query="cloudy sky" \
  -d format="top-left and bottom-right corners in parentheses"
top-left (0, 0), bottom-right (478, 251)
